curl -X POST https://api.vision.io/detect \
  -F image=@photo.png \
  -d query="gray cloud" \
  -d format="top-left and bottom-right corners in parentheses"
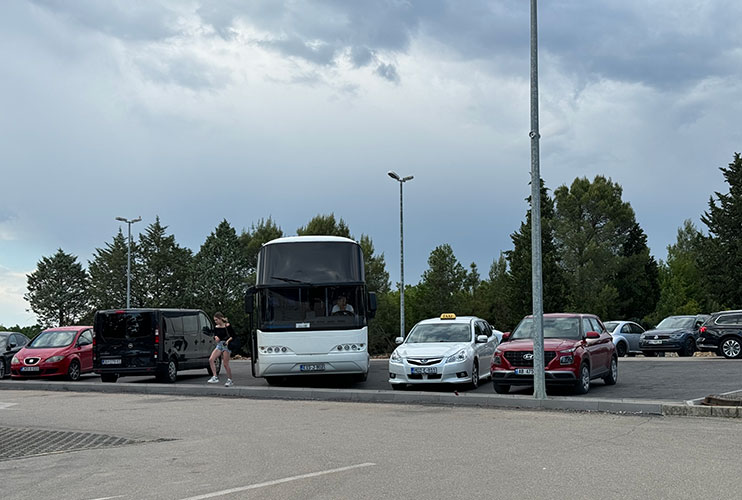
top-left (376, 62), bottom-right (400, 83)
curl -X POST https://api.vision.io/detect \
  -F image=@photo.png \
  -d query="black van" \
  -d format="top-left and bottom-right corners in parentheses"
top-left (93, 308), bottom-right (220, 383)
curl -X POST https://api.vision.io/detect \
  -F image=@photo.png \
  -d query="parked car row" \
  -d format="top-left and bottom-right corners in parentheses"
top-left (388, 309), bottom-right (742, 395)
top-left (2, 308), bottom-right (222, 383)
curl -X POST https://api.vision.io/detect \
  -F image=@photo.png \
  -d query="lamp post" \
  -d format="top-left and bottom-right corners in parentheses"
top-left (387, 171), bottom-right (413, 341)
top-left (115, 216), bottom-right (142, 308)
top-left (529, 0), bottom-right (546, 400)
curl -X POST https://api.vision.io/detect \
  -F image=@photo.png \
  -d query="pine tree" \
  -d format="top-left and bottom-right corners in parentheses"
top-left (88, 230), bottom-right (136, 310)
top-left (297, 214), bottom-right (351, 237)
top-left (25, 249), bottom-right (89, 326)
top-left (700, 152), bottom-right (742, 308)
top-left (138, 216), bottom-right (193, 308)
top-left (418, 244), bottom-right (467, 317)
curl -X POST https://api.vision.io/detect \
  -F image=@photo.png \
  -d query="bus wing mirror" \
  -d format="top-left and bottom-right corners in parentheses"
top-left (367, 292), bottom-right (377, 319)
top-left (245, 286), bottom-right (255, 314)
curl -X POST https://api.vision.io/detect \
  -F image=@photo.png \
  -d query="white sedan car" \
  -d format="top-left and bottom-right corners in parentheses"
top-left (388, 314), bottom-right (498, 390)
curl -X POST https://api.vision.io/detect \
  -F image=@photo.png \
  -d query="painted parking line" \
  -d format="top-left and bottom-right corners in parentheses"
top-left (179, 462), bottom-right (376, 500)
top-left (0, 402), bottom-right (18, 410)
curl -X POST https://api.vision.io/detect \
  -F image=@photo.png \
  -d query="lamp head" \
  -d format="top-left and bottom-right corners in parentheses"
top-left (387, 171), bottom-right (400, 181)
top-left (115, 217), bottom-right (127, 222)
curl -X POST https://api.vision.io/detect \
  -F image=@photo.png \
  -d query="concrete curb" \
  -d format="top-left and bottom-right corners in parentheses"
top-left (662, 403), bottom-right (741, 418)
top-left (0, 380), bottom-right (668, 415)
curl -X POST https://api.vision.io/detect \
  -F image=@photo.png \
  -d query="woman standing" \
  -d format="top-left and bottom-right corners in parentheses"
top-left (207, 312), bottom-right (234, 387)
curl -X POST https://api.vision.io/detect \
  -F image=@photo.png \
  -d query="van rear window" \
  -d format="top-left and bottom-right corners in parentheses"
top-left (97, 312), bottom-right (154, 340)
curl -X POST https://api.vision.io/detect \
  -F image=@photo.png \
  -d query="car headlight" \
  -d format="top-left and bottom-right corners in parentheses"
top-left (46, 356), bottom-right (65, 363)
top-left (446, 349), bottom-right (467, 363)
top-left (670, 333), bottom-right (684, 339)
top-left (11, 356), bottom-right (19, 364)
top-left (560, 355), bottom-right (574, 365)
top-left (390, 351), bottom-right (403, 364)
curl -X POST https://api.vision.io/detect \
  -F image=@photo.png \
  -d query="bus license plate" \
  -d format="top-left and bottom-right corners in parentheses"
top-left (515, 368), bottom-right (534, 375)
top-left (21, 366), bottom-right (40, 372)
top-left (101, 359), bottom-right (122, 365)
top-left (300, 363), bottom-right (326, 372)
top-left (411, 367), bottom-right (437, 374)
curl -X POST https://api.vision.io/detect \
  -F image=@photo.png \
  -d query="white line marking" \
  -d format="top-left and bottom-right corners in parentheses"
top-left (179, 462), bottom-right (376, 500)
top-left (85, 496), bottom-right (125, 500)
top-left (0, 402), bottom-right (18, 409)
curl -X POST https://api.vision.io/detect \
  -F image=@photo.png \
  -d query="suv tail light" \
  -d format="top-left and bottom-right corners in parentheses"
top-left (700, 326), bottom-right (707, 334)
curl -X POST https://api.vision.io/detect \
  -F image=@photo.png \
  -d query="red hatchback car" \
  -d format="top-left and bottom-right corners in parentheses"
top-left (11, 326), bottom-right (94, 381)
top-left (491, 313), bottom-right (617, 395)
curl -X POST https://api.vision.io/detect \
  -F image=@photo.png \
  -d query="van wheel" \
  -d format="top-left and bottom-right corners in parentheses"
top-left (67, 360), bottom-right (81, 381)
top-left (208, 357), bottom-right (222, 377)
top-left (101, 373), bottom-right (118, 383)
top-left (160, 359), bottom-right (178, 383)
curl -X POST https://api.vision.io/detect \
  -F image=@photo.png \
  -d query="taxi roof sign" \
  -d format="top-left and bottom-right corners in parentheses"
top-left (440, 313), bottom-right (457, 320)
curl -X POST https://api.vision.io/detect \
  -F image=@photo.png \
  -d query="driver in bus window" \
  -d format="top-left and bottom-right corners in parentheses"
top-left (331, 294), bottom-right (354, 315)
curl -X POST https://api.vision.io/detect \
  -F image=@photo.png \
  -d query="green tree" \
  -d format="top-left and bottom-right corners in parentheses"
top-left (25, 249), bottom-right (89, 327)
top-left (648, 220), bottom-right (706, 325)
top-left (615, 222), bottom-right (660, 321)
top-left (472, 254), bottom-right (517, 331)
top-left (553, 176), bottom-right (639, 319)
top-left (700, 152), bottom-right (742, 308)
top-left (417, 244), bottom-right (467, 317)
top-left (297, 213), bottom-right (351, 237)
top-left (88, 230), bottom-right (136, 310)
top-left (359, 234), bottom-right (390, 294)
top-left (506, 181), bottom-right (565, 319)
top-left (239, 217), bottom-right (284, 275)
top-left (138, 216), bottom-right (193, 308)
top-left (192, 220), bottom-right (250, 343)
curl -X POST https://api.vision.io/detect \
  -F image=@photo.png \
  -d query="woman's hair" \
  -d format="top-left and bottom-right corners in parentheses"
top-left (214, 312), bottom-right (228, 322)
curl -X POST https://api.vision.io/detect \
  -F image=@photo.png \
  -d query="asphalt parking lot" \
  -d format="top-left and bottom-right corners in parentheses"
top-left (4, 356), bottom-right (740, 403)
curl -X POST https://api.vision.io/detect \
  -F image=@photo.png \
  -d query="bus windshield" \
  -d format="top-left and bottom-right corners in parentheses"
top-left (258, 241), bottom-right (363, 285)
top-left (258, 285), bottom-right (366, 331)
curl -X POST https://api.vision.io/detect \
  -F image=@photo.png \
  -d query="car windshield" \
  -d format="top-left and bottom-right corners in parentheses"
top-left (406, 323), bottom-right (471, 343)
top-left (29, 330), bottom-right (76, 348)
top-left (511, 317), bottom-right (582, 340)
top-left (0, 337), bottom-right (5, 349)
top-left (604, 322), bottom-right (619, 333)
top-left (656, 317), bottom-right (695, 330)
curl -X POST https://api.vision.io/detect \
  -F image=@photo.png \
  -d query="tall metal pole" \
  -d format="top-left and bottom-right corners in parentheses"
top-left (116, 216), bottom-right (142, 309)
top-left (388, 172), bottom-right (413, 340)
top-left (530, 0), bottom-right (546, 400)
top-left (126, 222), bottom-right (132, 308)
top-left (399, 180), bottom-right (405, 341)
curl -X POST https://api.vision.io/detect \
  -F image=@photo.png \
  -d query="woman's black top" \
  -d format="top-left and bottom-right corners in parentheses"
top-left (215, 325), bottom-right (235, 342)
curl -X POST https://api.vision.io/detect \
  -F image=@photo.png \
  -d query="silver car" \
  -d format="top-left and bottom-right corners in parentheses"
top-left (388, 314), bottom-right (498, 390)
top-left (604, 320), bottom-right (645, 357)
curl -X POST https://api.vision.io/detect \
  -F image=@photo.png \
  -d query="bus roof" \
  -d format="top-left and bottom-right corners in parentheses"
top-left (264, 236), bottom-right (358, 246)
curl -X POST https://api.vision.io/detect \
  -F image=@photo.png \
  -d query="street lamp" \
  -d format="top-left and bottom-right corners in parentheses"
top-left (387, 171), bottom-right (413, 341)
top-left (115, 216), bottom-right (142, 308)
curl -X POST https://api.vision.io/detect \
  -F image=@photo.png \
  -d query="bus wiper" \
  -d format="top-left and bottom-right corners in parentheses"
top-left (270, 276), bottom-right (312, 285)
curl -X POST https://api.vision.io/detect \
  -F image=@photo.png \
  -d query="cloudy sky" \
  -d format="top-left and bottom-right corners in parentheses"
top-left (2, 0), bottom-right (741, 326)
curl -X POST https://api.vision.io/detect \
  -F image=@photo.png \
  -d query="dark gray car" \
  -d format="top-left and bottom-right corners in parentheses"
top-left (1, 332), bottom-right (31, 378)
top-left (639, 315), bottom-right (709, 357)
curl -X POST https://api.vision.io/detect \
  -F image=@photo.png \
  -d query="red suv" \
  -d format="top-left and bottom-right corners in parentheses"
top-left (491, 313), bottom-right (617, 395)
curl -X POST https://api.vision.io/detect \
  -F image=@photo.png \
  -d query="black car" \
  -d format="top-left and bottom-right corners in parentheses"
top-left (639, 315), bottom-right (709, 357)
top-left (697, 310), bottom-right (742, 359)
top-left (93, 308), bottom-right (220, 383)
top-left (0, 331), bottom-right (31, 378)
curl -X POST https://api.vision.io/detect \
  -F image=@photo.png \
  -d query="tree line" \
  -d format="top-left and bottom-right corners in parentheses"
top-left (7, 152), bottom-right (742, 355)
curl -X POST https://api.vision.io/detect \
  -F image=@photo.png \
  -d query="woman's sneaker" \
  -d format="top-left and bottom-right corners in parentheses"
top-left (225, 379), bottom-right (233, 387)
top-left (207, 376), bottom-right (219, 384)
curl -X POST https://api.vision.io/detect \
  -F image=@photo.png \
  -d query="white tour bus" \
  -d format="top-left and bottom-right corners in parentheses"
top-left (245, 236), bottom-right (377, 384)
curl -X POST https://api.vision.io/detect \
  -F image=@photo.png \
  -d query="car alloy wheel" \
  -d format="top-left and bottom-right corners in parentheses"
top-left (721, 338), bottom-right (742, 359)
top-left (470, 361), bottom-right (479, 389)
top-left (67, 360), bottom-right (81, 381)
top-left (616, 342), bottom-right (627, 357)
top-left (0, 360), bottom-right (5, 379)
top-left (575, 364), bottom-right (590, 394)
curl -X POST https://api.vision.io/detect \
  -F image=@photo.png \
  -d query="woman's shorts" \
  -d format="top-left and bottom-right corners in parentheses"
top-left (216, 341), bottom-right (232, 354)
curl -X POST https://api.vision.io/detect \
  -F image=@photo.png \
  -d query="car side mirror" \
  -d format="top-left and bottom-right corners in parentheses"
top-left (395, 336), bottom-right (404, 345)
top-left (5, 344), bottom-right (12, 351)
top-left (476, 335), bottom-right (488, 343)
top-left (501, 332), bottom-right (511, 342)
top-left (367, 292), bottom-right (377, 319)
top-left (586, 331), bottom-right (601, 339)
top-left (245, 286), bottom-right (255, 314)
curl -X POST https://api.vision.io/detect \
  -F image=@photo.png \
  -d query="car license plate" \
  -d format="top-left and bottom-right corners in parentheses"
top-left (21, 366), bottom-right (40, 372)
top-left (101, 359), bottom-right (122, 365)
top-left (515, 368), bottom-right (534, 375)
top-left (300, 363), bottom-right (326, 372)
top-left (411, 367), bottom-right (437, 374)
top-left (648, 340), bottom-right (662, 345)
